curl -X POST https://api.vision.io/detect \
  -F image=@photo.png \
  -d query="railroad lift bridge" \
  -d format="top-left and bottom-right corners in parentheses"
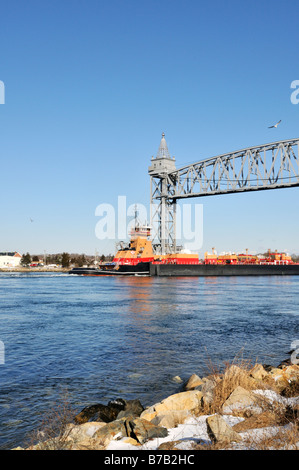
top-left (148, 133), bottom-right (299, 255)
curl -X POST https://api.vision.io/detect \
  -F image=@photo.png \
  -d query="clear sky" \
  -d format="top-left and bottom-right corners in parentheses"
top-left (0, 0), bottom-right (298, 256)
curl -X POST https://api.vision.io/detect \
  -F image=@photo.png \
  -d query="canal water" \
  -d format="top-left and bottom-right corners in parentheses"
top-left (0, 272), bottom-right (298, 449)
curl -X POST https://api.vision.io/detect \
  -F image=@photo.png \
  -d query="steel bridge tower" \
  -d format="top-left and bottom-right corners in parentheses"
top-left (148, 133), bottom-right (177, 255)
top-left (149, 134), bottom-right (299, 255)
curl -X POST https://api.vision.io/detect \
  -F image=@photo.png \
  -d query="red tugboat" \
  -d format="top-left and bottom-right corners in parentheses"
top-left (69, 222), bottom-right (154, 276)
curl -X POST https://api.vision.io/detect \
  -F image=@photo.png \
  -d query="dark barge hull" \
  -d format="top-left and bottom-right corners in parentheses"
top-left (69, 263), bottom-right (150, 276)
top-left (150, 263), bottom-right (299, 277)
top-left (70, 263), bottom-right (299, 277)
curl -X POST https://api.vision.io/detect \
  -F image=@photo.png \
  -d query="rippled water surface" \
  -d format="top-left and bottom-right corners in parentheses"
top-left (0, 272), bottom-right (298, 449)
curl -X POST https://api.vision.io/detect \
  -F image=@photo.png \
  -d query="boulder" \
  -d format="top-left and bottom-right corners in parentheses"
top-left (195, 378), bottom-right (216, 407)
top-left (206, 415), bottom-right (241, 444)
top-left (74, 401), bottom-right (124, 424)
top-left (151, 410), bottom-right (190, 428)
top-left (141, 390), bottom-right (203, 422)
top-left (223, 364), bottom-right (244, 380)
top-left (222, 386), bottom-right (261, 415)
top-left (74, 398), bottom-right (144, 424)
top-left (93, 418), bottom-right (128, 447)
top-left (127, 417), bottom-right (168, 444)
top-left (172, 376), bottom-right (183, 384)
top-left (222, 364), bottom-right (258, 390)
top-left (184, 374), bottom-right (203, 391)
top-left (267, 368), bottom-right (290, 391)
top-left (195, 378), bottom-right (215, 394)
top-left (282, 364), bottom-right (299, 381)
top-left (65, 421), bottom-right (106, 442)
top-left (140, 407), bottom-right (158, 422)
top-left (159, 390), bottom-right (202, 414)
top-left (116, 399), bottom-right (144, 419)
top-left (201, 391), bottom-right (215, 408)
top-left (250, 364), bottom-right (269, 381)
top-left (122, 437), bottom-right (141, 446)
top-left (91, 415), bottom-right (168, 447)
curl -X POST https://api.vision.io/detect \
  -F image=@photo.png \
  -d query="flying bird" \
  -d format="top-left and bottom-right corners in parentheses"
top-left (268, 120), bottom-right (281, 129)
top-left (29, 218), bottom-right (34, 223)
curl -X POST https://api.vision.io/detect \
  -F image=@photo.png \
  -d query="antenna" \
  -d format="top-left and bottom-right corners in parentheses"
top-left (134, 204), bottom-right (139, 229)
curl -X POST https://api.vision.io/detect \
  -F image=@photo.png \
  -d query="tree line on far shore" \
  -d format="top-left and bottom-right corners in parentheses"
top-left (20, 251), bottom-right (299, 268)
top-left (20, 253), bottom-right (115, 268)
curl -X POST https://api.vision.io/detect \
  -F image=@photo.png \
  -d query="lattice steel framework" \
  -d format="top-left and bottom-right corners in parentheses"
top-left (171, 139), bottom-right (299, 199)
top-left (149, 136), bottom-right (299, 254)
top-left (149, 133), bottom-right (177, 254)
top-left (150, 175), bottom-right (177, 255)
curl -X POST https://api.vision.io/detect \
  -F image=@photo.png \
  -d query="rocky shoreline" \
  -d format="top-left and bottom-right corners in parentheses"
top-left (13, 359), bottom-right (299, 451)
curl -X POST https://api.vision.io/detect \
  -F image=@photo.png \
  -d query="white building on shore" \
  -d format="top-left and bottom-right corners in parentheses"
top-left (0, 252), bottom-right (22, 268)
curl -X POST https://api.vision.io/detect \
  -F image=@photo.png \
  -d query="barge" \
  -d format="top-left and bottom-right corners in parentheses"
top-left (69, 222), bottom-right (299, 277)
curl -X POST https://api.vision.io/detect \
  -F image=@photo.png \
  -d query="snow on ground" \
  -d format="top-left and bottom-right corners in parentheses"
top-left (106, 415), bottom-right (244, 451)
top-left (106, 390), bottom-right (299, 451)
top-left (254, 389), bottom-right (299, 407)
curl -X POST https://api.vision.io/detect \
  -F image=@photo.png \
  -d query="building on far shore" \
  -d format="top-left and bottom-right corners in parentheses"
top-left (0, 252), bottom-right (22, 268)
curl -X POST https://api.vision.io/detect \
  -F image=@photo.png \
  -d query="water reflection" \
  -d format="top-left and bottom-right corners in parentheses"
top-left (0, 273), bottom-right (299, 449)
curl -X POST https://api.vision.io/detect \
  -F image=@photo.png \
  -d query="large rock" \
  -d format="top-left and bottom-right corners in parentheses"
top-left (74, 401), bottom-right (124, 424)
top-left (93, 418), bottom-right (128, 447)
top-left (92, 415), bottom-right (168, 447)
top-left (116, 399), bottom-right (144, 419)
top-left (141, 390), bottom-right (203, 422)
top-left (222, 386), bottom-right (261, 415)
top-left (74, 398), bottom-right (144, 424)
top-left (250, 364), bottom-right (269, 381)
top-left (151, 410), bottom-right (190, 428)
top-left (66, 422), bottom-right (107, 450)
top-left (195, 378), bottom-right (216, 408)
top-left (223, 365), bottom-right (243, 378)
top-left (268, 365), bottom-right (299, 393)
top-left (195, 378), bottom-right (215, 394)
top-left (222, 364), bottom-right (258, 390)
top-left (282, 364), bottom-right (299, 381)
top-left (65, 421), bottom-right (106, 444)
top-left (127, 418), bottom-right (168, 444)
top-left (267, 368), bottom-right (291, 391)
top-left (184, 374), bottom-right (203, 391)
top-left (206, 415), bottom-right (241, 444)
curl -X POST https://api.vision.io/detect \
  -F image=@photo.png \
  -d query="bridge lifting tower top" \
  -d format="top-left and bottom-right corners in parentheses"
top-left (148, 133), bottom-right (177, 255)
top-left (149, 133), bottom-right (299, 255)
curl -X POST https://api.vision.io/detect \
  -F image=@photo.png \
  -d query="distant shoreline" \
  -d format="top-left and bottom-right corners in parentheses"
top-left (0, 267), bottom-right (70, 273)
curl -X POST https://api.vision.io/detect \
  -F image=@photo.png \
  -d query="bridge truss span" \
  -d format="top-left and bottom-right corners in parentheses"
top-left (149, 135), bottom-right (299, 254)
top-left (170, 138), bottom-right (299, 199)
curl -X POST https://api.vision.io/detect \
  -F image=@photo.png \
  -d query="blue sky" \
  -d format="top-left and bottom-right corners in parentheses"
top-left (0, 0), bottom-right (298, 256)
